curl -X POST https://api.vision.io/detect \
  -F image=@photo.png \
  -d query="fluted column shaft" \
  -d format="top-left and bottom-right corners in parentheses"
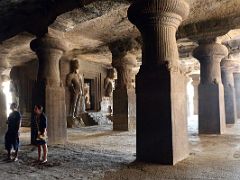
top-left (221, 59), bottom-right (237, 124)
top-left (234, 72), bottom-right (240, 118)
top-left (128, 0), bottom-right (189, 165)
top-left (193, 40), bottom-right (228, 134)
top-left (30, 34), bottom-right (68, 145)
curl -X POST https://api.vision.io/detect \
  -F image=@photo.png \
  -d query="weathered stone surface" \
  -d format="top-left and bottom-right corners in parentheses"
top-left (45, 86), bottom-right (67, 144)
top-left (233, 72), bottom-right (240, 119)
top-left (31, 34), bottom-right (67, 145)
top-left (112, 88), bottom-right (136, 131)
top-left (128, 0), bottom-right (189, 165)
top-left (135, 66), bottom-right (189, 164)
top-left (31, 34), bottom-right (69, 86)
top-left (110, 38), bottom-right (138, 131)
top-left (221, 58), bottom-right (237, 124)
top-left (2, 0), bottom-right (240, 74)
top-left (1, 0), bottom-right (240, 73)
top-left (191, 74), bottom-right (200, 115)
top-left (193, 40), bottom-right (227, 134)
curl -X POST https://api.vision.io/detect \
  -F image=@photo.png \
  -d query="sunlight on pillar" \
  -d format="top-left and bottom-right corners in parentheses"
top-left (187, 78), bottom-right (198, 133)
top-left (187, 79), bottom-right (194, 118)
top-left (2, 80), bottom-right (12, 116)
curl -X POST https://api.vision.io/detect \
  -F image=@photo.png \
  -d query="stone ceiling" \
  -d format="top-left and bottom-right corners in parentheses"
top-left (1, 0), bottom-right (240, 71)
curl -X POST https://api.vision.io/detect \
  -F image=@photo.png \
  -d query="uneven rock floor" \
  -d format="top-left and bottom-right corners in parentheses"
top-left (0, 116), bottom-right (240, 179)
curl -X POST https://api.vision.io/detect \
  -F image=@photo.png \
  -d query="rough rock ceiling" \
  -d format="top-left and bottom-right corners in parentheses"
top-left (1, 0), bottom-right (240, 70)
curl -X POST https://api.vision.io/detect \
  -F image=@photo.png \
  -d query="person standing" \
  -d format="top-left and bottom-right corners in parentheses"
top-left (33, 105), bottom-right (48, 163)
top-left (5, 102), bottom-right (21, 161)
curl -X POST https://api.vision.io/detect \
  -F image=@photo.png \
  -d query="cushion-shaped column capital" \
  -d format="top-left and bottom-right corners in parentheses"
top-left (109, 38), bottom-right (138, 81)
top-left (193, 40), bottom-right (228, 85)
top-left (30, 34), bottom-right (69, 53)
top-left (221, 58), bottom-right (238, 72)
top-left (230, 59), bottom-right (240, 73)
top-left (128, 0), bottom-right (189, 29)
top-left (112, 53), bottom-right (137, 69)
top-left (193, 42), bottom-right (228, 63)
top-left (109, 38), bottom-right (140, 61)
top-left (30, 34), bottom-right (68, 86)
top-left (112, 52), bottom-right (137, 90)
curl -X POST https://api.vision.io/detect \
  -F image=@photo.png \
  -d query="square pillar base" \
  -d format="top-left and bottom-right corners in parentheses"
top-left (198, 83), bottom-right (226, 134)
top-left (136, 66), bottom-right (189, 165)
top-left (32, 82), bottom-right (67, 145)
top-left (224, 86), bottom-right (237, 124)
top-left (113, 88), bottom-right (136, 131)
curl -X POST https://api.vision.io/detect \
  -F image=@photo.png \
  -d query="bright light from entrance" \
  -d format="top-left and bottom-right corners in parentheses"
top-left (2, 80), bottom-right (13, 116)
top-left (187, 79), bottom-right (198, 133)
top-left (187, 80), bottom-right (194, 117)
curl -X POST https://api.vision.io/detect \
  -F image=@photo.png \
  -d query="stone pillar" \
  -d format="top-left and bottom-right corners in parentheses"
top-left (193, 39), bottom-right (228, 134)
top-left (110, 39), bottom-right (137, 131)
top-left (191, 74), bottom-right (200, 115)
top-left (30, 34), bottom-right (68, 144)
top-left (0, 73), bottom-right (7, 143)
top-left (128, 0), bottom-right (189, 164)
top-left (221, 58), bottom-right (237, 124)
top-left (186, 77), bottom-right (193, 117)
top-left (234, 71), bottom-right (240, 119)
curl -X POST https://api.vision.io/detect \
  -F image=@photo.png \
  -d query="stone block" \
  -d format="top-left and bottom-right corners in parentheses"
top-left (136, 66), bottom-right (189, 165)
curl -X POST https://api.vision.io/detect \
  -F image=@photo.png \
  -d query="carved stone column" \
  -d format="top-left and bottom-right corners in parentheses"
top-left (193, 39), bottom-right (228, 134)
top-left (128, 0), bottom-right (189, 164)
top-left (0, 71), bottom-right (7, 143)
top-left (191, 74), bottom-right (200, 115)
top-left (233, 63), bottom-right (240, 119)
top-left (109, 39), bottom-right (137, 131)
top-left (221, 58), bottom-right (237, 124)
top-left (30, 34), bottom-right (68, 144)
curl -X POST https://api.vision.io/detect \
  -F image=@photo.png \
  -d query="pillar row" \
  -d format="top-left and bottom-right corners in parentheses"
top-left (30, 34), bottom-right (68, 145)
top-left (193, 40), bottom-right (228, 134)
top-left (128, 0), bottom-right (190, 165)
top-left (221, 58), bottom-right (237, 124)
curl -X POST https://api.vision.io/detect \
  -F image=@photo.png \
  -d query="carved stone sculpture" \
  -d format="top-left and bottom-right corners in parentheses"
top-left (66, 60), bottom-right (85, 118)
top-left (104, 68), bottom-right (116, 97)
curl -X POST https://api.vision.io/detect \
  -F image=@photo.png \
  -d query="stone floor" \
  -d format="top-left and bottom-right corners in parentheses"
top-left (0, 116), bottom-right (240, 179)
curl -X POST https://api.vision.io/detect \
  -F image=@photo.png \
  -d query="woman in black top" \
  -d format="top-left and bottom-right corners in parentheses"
top-left (33, 105), bottom-right (48, 163)
top-left (5, 103), bottom-right (21, 161)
